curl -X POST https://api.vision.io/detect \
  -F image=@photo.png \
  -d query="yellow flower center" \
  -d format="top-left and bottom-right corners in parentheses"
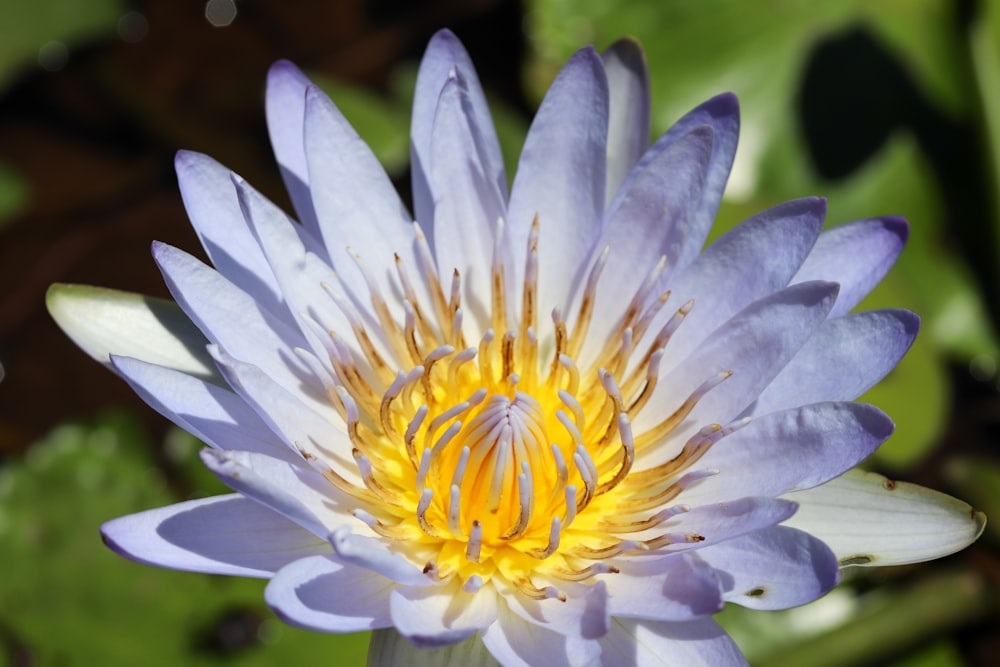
top-left (307, 218), bottom-right (729, 599)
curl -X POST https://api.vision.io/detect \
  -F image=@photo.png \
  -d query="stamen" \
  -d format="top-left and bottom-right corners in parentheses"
top-left (513, 577), bottom-right (565, 601)
top-left (634, 370), bottom-right (733, 451)
top-left (504, 461), bottom-right (533, 539)
top-left (412, 222), bottom-right (451, 333)
top-left (573, 445), bottom-right (598, 511)
top-left (416, 487), bottom-right (439, 536)
top-left (526, 515), bottom-right (561, 559)
top-left (596, 413), bottom-right (635, 495)
top-left (463, 575), bottom-right (484, 593)
top-left (558, 390), bottom-right (586, 434)
top-left (558, 354), bottom-right (580, 396)
top-left (491, 218), bottom-right (508, 336)
top-left (465, 520), bottom-right (483, 562)
top-left (394, 253), bottom-right (438, 346)
top-left (562, 485), bottom-right (577, 528)
top-left (551, 562), bottom-right (618, 582)
top-left (520, 216), bottom-right (539, 350)
top-left (404, 404), bottom-right (428, 466)
top-left (568, 245), bottom-right (609, 357)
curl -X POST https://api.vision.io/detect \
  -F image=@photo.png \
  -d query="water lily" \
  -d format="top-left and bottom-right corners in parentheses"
top-left (48, 30), bottom-right (983, 666)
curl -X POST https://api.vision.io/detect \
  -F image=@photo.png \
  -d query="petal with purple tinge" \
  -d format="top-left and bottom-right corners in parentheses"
top-left (266, 554), bottom-right (395, 632)
top-left (102, 494), bottom-right (328, 578)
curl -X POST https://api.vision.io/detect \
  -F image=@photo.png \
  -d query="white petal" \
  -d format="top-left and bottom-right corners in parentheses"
top-left (412, 29), bottom-right (505, 248)
top-left (500, 579), bottom-right (609, 640)
top-left (152, 242), bottom-right (324, 408)
top-left (111, 355), bottom-right (297, 462)
top-left (101, 494), bottom-right (328, 577)
top-left (174, 150), bottom-right (284, 314)
top-left (266, 555), bottom-right (394, 632)
top-left (368, 629), bottom-right (502, 667)
top-left (46, 284), bottom-right (215, 378)
top-left (328, 526), bottom-right (433, 587)
top-left (481, 601), bottom-right (601, 667)
top-left (507, 46), bottom-right (608, 316)
top-left (303, 85), bottom-right (416, 310)
top-left (208, 345), bottom-right (353, 473)
top-left (602, 37), bottom-right (650, 200)
top-left (389, 580), bottom-right (498, 647)
top-left (429, 70), bottom-right (508, 333)
top-left (598, 617), bottom-right (748, 667)
top-left (265, 60), bottom-right (322, 238)
top-left (782, 468), bottom-right (986, 566)
top-left (200, 448), bottom-right (355, 538)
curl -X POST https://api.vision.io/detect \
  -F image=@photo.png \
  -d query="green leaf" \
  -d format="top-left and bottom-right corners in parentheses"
top-left (0, 414), bottom-right (370, 665)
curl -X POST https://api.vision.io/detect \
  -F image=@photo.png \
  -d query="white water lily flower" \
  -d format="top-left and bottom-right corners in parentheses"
top-left (49, 30), bottom-right (983, 666)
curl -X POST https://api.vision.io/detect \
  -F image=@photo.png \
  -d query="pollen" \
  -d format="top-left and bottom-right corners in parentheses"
top-left (309, 216), bottom-right (732, 595)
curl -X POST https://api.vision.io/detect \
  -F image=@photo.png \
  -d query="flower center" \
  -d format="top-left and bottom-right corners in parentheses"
top-left (305, 218), bottom-right (731, 596)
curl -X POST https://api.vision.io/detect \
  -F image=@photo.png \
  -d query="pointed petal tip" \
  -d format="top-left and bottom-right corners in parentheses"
top-left (880, 214), bottom-right (910, 244)
top-left (603, 35), bottom-right (646, 62)
top-left (267, 59), bottom-right (308, 85)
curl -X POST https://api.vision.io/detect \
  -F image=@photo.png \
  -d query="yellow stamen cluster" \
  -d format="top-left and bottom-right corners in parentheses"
top-left (304, 217), bottom-right (731, 598)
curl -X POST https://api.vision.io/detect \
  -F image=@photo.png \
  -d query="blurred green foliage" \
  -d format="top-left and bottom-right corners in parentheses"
top-left (0, 414), bottom-right (369, 666)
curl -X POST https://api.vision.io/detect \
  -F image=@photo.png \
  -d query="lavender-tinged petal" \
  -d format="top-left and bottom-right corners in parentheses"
top-left (303, 86), bottom-right (418, 312)
top-left (389, 581), bottom-right (498, 647)
top-left (638, 281), bottom-right (839, 459)
top-left (577, 126), bottom-right (712, 358)
top-left (507, 47), bottom-right (609, 316)
top-left (233, 178), bottom-right (381, 363)
top-left (412, 29), bottom-right (506, 245)
top-left (429, 71), bottom-right (509, 332)
top-left (599, 617), bottom-right (749, 667)
top-left (602, 37), bottom-right (650, 200)
top-left (175, 151), bottom-right (285, 314)
top-left (481, 602), bottom-right (601, 667)
top-left (749, 309), bottom-right (920, 415)
top-left (368, 630), bottom-right (502, 667)
top-left (200, 449), bottom-right (356, 538)
top-left (624, 93), bottom-right (740, 277)
top-left (500, 579), bottom-right (609, 640)
top-left (101, 494), bottom-right (328, 578)
top-left (604, 552), bottom-right (722, 621)
top-left (619, 497), bottom-right (800, 550)
top-left (782, 468), bottom-right (986, 567)
top-left (793, 216), bottom-right (909, 317)
top-left (266, 555), bottom-right (395, 632)
top-left (151, 242), bottom-right (324, 408)
top-left (659, 197), bottom-right (826, 364)
top-left (208, 346), bottom-right (355, 475)
top-left (265, 60), bottom-right (322, 240)
top-left (328, 527), bottom-right (435, 587)
top-left (46, 284), bottom-right (215, 378)
top-left (111, 355), bottom-right (299, 462)
top-left (675, 402), bottom-right (893, 505)
top-left (696, 526), bottom-right (839, 610)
